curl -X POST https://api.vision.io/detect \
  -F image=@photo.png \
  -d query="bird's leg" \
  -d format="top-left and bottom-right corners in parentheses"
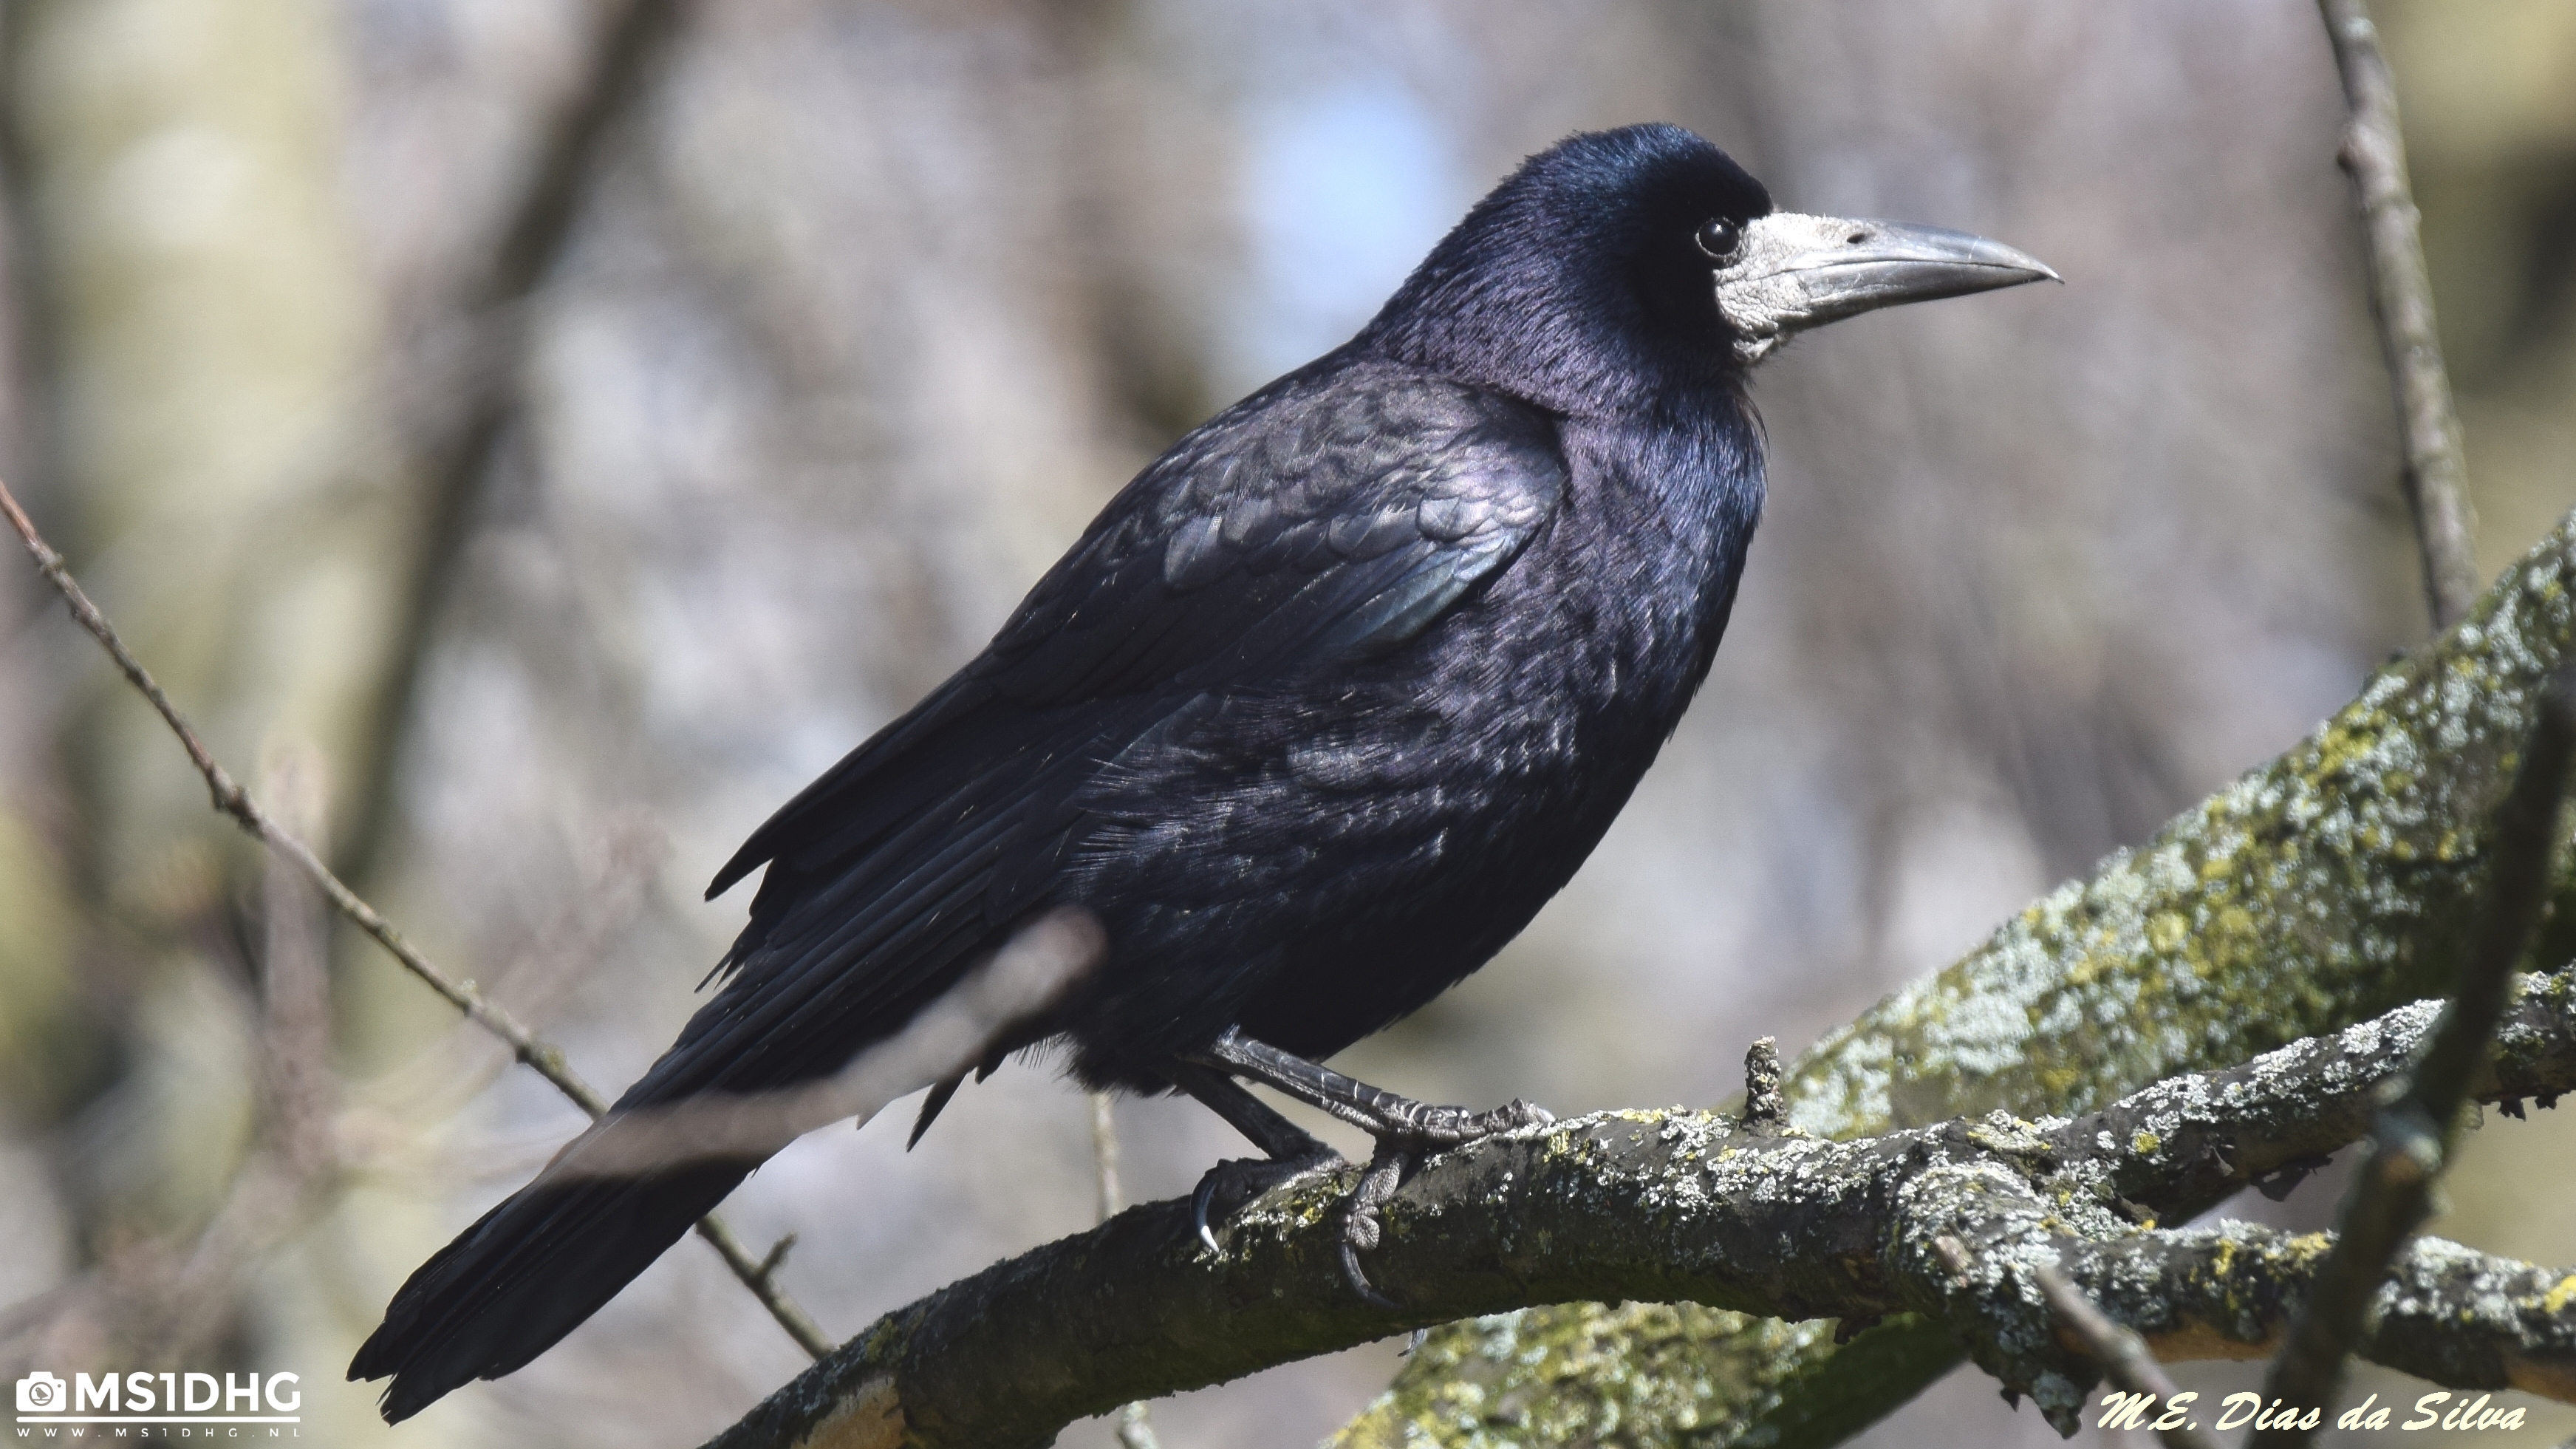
top-left (1197, 1029), bottom-right (1553, 1143)
top-left (1166, 1062), bottom-right (1341, 1253)
top-left (1188, 1029), bottom-right (1552, 1303)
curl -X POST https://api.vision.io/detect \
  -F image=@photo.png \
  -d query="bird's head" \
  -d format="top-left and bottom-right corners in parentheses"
top-left (1358, 123), bottom-right (2056, 412)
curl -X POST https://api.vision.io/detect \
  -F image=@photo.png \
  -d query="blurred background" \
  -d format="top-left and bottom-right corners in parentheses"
top-left (0, 1), bottom-right (2570, 1445)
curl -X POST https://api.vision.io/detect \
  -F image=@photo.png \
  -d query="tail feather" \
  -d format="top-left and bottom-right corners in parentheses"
top-left (349, 1156), bottom-right (754, 1422)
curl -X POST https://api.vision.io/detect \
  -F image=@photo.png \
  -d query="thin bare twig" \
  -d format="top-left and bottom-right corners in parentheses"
top-left (2317, 0), bottom-right (2481, 629)
top-left (1088, 1093), bottom-right (1164, 1449)
top-left (2034, 1264), bottom-right (2217, 1449)
top-left (369, 817), bottom-right (666, 1123)
top-left (257, 748), bottom-right (341, 1182)
top-left (693, 1218), bottom-right (829, 1357)
top-left (0, 470), bottom-right (830, 1360)
top-left (1089, 1093), bottom-right (1125, 1224)
top-left (2254, 666), bottom-right (2576, 1445)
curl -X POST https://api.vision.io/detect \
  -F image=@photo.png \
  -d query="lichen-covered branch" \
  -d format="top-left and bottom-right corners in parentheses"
top-left (1341, 506), bottom-right (2576, 1449)
top-left (1870, 981), bottom-right (2576, 1434)
top-left (2032, 1262), bottom-right (2218, 1449)
top-left (2071, 1228), bottom-right (2576, 1404)
top-left (697, 974), bottom-right (2576, 1449)
top-left (2255, 671), bottom-right (2576, 1445)
top-left (1930, 1220), bottom-right (2576, 1433)
top-left (1790, 514), bottom-right (2575, 1142)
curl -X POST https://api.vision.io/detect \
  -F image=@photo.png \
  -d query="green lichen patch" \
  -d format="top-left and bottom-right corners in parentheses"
top-left (1789, 512), bottom-right (2576, 1141)
top-left (1334, 1303), bottom-right (1837, 1449)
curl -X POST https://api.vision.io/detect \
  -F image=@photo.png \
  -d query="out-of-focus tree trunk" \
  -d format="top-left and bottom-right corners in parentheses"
top-left (4, 2), bottom-right (426, 1444)
top-left (18, 0), bottom-right (386, 874)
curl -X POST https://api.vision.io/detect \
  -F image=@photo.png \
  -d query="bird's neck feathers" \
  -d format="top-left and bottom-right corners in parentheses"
top-left (1355, 238), bottom-right (1743, 420)
top-left (1597, 388), bottom-right (1766, 572)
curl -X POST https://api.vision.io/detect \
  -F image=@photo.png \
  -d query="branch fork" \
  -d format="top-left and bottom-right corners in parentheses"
top-left (701, 974), bottom-right (2576, 1448)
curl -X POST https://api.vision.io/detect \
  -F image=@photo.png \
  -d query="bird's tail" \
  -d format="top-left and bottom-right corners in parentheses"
top-left (347, 1135), bottom-right (757, 1423)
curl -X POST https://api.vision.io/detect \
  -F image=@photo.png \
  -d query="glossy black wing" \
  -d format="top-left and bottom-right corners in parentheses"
top-left (974, 367), bottom-right (1565, 703)
top-left (652, 362), bottom-right (1566, 1105)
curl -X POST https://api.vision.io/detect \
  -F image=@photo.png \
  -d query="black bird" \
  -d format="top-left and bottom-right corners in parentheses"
top-left (350, 122), bottom-right (2053, 1420)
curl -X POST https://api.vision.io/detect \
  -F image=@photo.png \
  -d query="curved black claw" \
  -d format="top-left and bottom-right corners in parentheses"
top-left (1336, 1140), bottom-right (1412, 1308)
top-left (1191, 1149), bottom-right (1339, 1253)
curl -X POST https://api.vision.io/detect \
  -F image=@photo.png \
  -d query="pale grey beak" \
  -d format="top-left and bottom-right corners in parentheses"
top-left (1714, 212), bottom-right (2058, 364)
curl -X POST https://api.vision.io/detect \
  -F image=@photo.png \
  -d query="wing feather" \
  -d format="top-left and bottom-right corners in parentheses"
top-left (663, 361), bottom-right (1568, 1109)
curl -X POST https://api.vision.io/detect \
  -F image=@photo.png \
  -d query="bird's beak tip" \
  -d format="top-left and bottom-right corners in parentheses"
top-left (1959, 235), bottom-right (2060, 289)
top-left (2009, 253), bottom-right (2063, 287)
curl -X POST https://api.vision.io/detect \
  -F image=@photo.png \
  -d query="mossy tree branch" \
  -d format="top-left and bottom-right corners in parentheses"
top-left (695, 967), bottom-right (2576, 1448)
top-left (1339, 505), bottom-right (2576, 1448)
top-left (2253, 672), bottom-right (2575, 1445)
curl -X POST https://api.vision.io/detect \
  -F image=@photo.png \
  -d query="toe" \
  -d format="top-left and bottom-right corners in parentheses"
top-left (1344, 1207), bottom-right (1382, 1251)
top-left (1337, 1238), bottom-right (1401, 1309)
top-left (1189, 1150), bottom-right (1344, 1253)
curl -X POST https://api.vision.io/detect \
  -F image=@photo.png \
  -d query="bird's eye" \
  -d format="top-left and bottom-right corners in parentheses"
top-left (1694, 217), bottom-right (1743, 262)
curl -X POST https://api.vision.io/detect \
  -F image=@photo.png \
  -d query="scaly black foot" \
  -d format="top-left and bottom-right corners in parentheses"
top-left (1168, 1061), bottom-right (1345, 1252)
top-left (1189, 1148), bottom-right (1340, 1252)
top-left (1185, 1029), bottom-right (1554, 1301)
top-left (1336, 1136), bottom-right (1412, 1307)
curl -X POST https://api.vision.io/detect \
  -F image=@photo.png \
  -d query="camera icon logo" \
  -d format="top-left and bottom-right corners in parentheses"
top-left (16, 1372), bottom-right (66, 1413)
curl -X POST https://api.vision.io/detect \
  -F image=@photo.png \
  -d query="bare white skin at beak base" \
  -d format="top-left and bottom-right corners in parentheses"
top-left (1713, 211), bottom-right (2059, 365)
